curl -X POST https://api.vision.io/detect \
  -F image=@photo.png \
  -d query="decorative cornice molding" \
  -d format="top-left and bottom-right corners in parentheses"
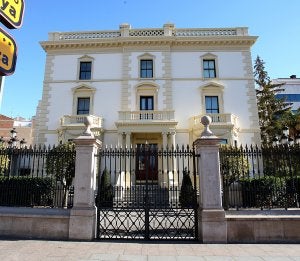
top-left (40, 37), bottom-right (257, 52)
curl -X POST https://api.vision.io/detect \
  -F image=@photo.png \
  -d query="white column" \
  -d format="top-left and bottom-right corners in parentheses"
top-left (194, 115), bottom-right (227, 243)
top-left (170, 131), bottom-right (176, 149)
top-left (125, 132), bottom-right (131, 187)
top-left (118, 132), bottom-right (124, 147)
top-left (162, 132), bottom-right (168, 188)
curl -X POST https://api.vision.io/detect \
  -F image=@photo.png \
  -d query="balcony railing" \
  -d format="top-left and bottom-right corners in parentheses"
top-left (118, 110), bottom-right (175, 122)
top-left (49, 26), bottom-right (248, 41)
top-left (190, 113), bottom-right (238, 128)
top-left (60, 115), bottom-right (103, 128)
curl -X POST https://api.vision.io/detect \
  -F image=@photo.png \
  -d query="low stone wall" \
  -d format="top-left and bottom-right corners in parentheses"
top-left (0, 207), bottom-right (70, 240)
top-left (1, 207), bottom-right (300, 242)
top-left (226, 210), bottom-right (300, 243)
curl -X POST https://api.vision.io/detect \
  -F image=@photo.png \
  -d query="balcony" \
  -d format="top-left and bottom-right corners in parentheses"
top-left (118, 110), bottom-right (175, 122)
top-left (60, 115), bottom-right (103, 129)
top-left (190, 113), bottom-right (238, 129)
top-left (116, 110), bottom-right (177, 132)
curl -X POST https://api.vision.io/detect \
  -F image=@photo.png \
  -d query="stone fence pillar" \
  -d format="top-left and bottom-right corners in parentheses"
top-left (69, 117), bottom-right (101, 240)
top-left (193, 116), bottom-right (227, 243)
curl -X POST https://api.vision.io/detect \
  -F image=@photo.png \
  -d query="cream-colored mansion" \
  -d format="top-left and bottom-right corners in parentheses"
top-left (33, 23), bottom-right (260, 147)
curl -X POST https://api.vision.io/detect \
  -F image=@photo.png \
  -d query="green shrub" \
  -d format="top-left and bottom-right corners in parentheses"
top-left (0, 176), bottom-right (54, 207)
top-left (98, 169), bottom-right (113, 207)
top-left (240, 176), bottom-right (286, 208)
top-left (179, 168), bottom-right (195, 208)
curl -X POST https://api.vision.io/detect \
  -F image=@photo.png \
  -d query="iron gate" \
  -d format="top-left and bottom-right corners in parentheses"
top-left (96, 145), bottom-right (199, 240)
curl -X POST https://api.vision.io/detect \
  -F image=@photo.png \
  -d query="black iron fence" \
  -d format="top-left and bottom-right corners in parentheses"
top-left (96, 145), bottom-right (199, 240)
top-left (220, 144), bottom-right (300, 210)
top-left (0, 145), bottom-right (75, 208)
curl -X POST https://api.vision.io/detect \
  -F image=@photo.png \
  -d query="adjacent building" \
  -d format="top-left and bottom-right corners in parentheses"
top-left (273, 75), bottom-right (300, 113)
top-left (34, 23), bottom-right (260, 147)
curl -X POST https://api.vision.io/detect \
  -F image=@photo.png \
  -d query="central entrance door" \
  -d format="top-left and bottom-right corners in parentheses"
top-left (136, 144), bottom-right (158, 182)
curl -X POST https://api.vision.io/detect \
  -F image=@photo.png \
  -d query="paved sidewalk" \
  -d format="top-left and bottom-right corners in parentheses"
top-left (0, 239), bottom-right (300, 261)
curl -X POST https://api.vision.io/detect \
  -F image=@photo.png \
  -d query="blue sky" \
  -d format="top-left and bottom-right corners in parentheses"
top-left (1, 0), bottom-right (300, 119)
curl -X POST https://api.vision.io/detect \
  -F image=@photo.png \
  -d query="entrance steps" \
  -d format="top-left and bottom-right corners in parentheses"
top-left (121, 184), bottom-right (170, 208)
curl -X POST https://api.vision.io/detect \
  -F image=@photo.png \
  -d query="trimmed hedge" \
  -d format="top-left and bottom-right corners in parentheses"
top-left (238, 176), bottom-right (300, 209)
top-left (0, 176), bottom-right (54, 207)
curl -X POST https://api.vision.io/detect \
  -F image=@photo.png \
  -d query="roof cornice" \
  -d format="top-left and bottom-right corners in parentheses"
top-left (40, 36), bottom-right (257, 51)
top-left (40, 24), bottom-right (258, 52)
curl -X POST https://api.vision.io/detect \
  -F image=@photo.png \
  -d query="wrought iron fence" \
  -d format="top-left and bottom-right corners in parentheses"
top-left (0, 145), bottom-right (75, 208)
top-left (96, 145), bottom-right (199, 240)
top-left (220, 144), bottom-right (300, 210)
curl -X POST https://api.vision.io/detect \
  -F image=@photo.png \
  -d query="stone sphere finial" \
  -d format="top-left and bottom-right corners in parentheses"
top-left (201, 115), bottom-right (212, 127)
top-left (200, 115), bottom-right (217, 138)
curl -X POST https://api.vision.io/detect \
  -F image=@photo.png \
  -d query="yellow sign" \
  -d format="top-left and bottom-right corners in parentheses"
top-left (0, 0), bottom-right (25, 29)
top-left (0, 27), bottom-right (17, 76)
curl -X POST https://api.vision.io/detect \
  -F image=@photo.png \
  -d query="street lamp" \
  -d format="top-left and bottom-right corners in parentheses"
top-left (280, 126), bottom-right (289, 145)
top-left (8, 128), bottom-right (18, 147)
top-left (0, 128), bottom-right (26, 148)
top-left (272, 126), bottom-right (299, 146)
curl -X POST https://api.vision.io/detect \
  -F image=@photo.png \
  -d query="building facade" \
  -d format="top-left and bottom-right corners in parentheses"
top-left (34, 24), bottom-right (260, 148)
top-left (273, 75), bottom-right (300, 113)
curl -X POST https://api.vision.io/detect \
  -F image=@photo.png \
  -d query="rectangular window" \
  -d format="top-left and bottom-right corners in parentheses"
top-left (140, 96), bottom-right (154, 120)
top-left (140, 96), bottom-right (154, 110)
top-left (203, 60), bottom-right (216, 78)
top-left (140, 60), bottom-right (153, 78)
top-left (79, 61), bottom-right (92, 80)
top-left (205, 96), bottom-right (219, 113)
top-left (77, 97), bottom-right (90, 115)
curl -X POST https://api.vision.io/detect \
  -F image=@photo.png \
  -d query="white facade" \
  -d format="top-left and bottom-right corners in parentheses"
top-left (273, 75), bottom-right (300, 112)
top-left (34, 24), bottom-right (260, 147)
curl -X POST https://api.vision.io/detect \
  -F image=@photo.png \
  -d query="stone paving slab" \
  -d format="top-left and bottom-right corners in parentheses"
top-left (0, 239), bottom-right (300, 260)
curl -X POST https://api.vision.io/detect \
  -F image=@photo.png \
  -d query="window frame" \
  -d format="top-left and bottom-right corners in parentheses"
top-left (205, 96), bottom-right (219, 114)
top-left (77, 97), bottom-right (90, 115)
top-left (79, 61), bottom-right (92, 80)
top-left (72, 84), bottom-right (96, 116)
top-left (200, 82), bottom-right (224, 115)
top-left (138, 53), bottom-right (155, 79)
top-left (140, 96), bottom-right (154, 111)
top-left (203, 60), bottom-right (216, 79)
top-left (77, 55), bottom-right (94, 81)
top-left (201, 53), bottom-right (218, 79)
top-left (135, 83), bottom-right (158, 111)
top-left (140, 59), bottom-right (153, 79)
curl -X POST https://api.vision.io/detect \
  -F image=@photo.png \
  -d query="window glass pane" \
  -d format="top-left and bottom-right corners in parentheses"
top-left (79, 62), bottom-right (92, 80)
top-left (147, 97), bottom-right (153, 110)
top-left (208, 61), bottom-right (215, 69)
top-left (204, 71), bottom-right (210, 78)
top-left (203, 59), bottom-right (216, 78)
top-left (140, 96), bottom-right (154, 110)
top-left (205, 96), bottom-right (219, 113)
top-left (77, 98), bottom-right (90, 114)
top-left (140, 98), bottom-right (146, 110)
top-left (140, 59), bottom-right (153, 78)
